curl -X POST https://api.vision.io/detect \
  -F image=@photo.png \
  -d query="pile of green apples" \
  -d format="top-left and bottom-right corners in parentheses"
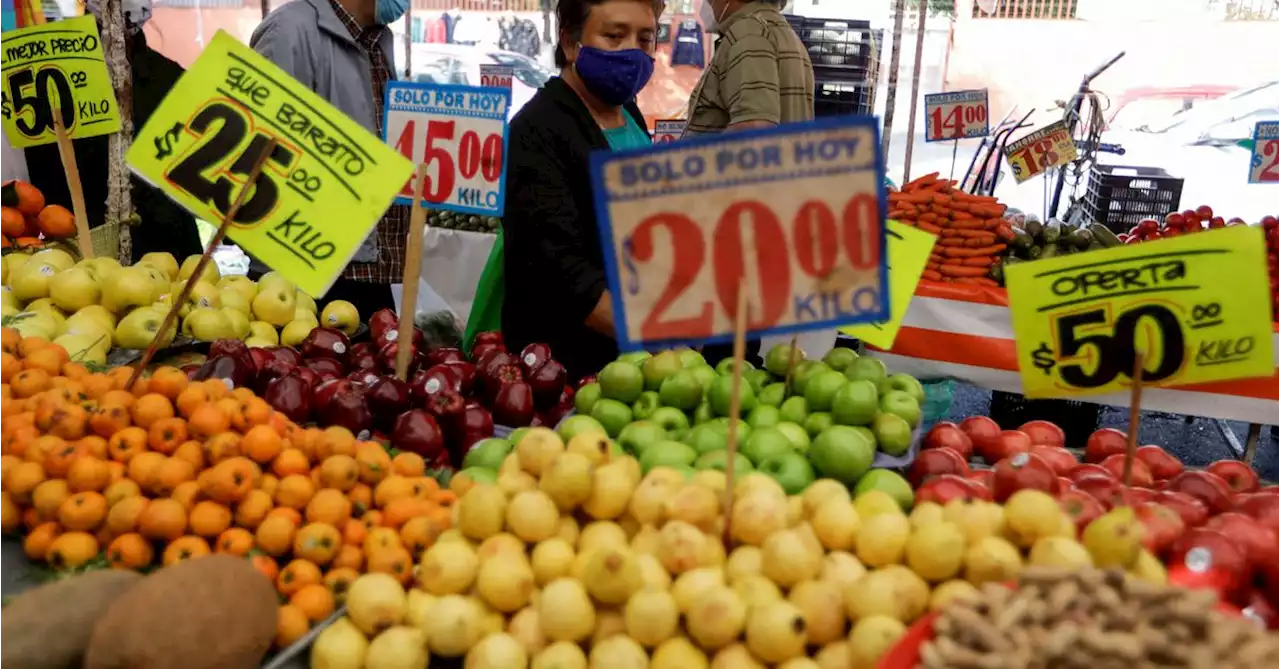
top-left (525, 344), bottom-right (925, 501)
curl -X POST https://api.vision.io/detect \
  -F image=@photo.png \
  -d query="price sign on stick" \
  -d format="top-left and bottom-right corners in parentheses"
top-left (1004, 120), bottom-right (1078, 183)
top-left (478, 64), bottom-right (513, 90)
top-left (1006, 225), bottom-right (1277, 399)
top-left (1249, 120), bottom-right (1278, 184)
top-left (126, 31), bottom-right (414, 298)
top-left (384, 81), bottom-right (511, 217)
top-left (924, 89), bottom-right (989, 142)
top-left (840, 220), bottom-right (937, 349)
top-left (653, 119), bottom-right (687, 144)
top-left (591, 117), bottom-right (890, 350)
top-left (1, 15), bottom-right (121, 147)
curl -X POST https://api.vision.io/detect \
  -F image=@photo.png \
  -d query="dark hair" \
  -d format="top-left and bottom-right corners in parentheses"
top-left (555, 0), bottom-right (663, 67)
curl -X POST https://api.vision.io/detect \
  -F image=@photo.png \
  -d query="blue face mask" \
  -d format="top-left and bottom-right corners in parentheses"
top-left (376, 0), bottom-right (407, 25)
top-left (574, 45), bottom-right (655, 107)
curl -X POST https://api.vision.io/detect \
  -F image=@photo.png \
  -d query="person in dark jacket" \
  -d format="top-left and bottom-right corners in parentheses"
top-left (24, 7), bottom-right (202, 263)
top-left (501, 0), bottom-right (658, 380)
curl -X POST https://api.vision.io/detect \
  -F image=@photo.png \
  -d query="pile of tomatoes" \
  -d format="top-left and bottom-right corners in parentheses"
top-left (1116, 205), bottom-right (1257, 243)
top-left (1265, 216), bottom-right (1278, 320)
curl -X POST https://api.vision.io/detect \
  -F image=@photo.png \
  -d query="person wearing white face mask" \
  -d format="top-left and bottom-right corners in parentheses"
top-left (685, 0), bottom-right (814, 135)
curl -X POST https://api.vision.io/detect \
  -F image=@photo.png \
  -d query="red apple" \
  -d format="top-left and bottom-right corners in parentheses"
top-left (1029, 445), bottom-right (1077, 476)
top-left (575, 374), bottom-right (597, 390)
top-left (368, 308), bottom-right (398, 339)
top-left (1057, 476), bottom-right (1074, 492)
top-left (208, 338), bottom-right (254, 372)
top-left (263, 374), bottom-right (312, 424)
top-left (1099, 454), bottom-right (1154, 487)
top-left (1154, 490), bottom-right (1211, 528)
top-left (411, 365), bottom-right (463, 405)
top-left (1235, 493), bottom-right (1280, 530)
top-left (1262, 485), bottom-right (1279, 495)
top-left (1084, 427), bottom-right (1127, 463)
top-left (493, 380), bottom-right (535, 427)
top-left (1127, 487), bottom-right (1155, 505)
top-left (1019, 420), bottom-right (1065, 448)
top-left (1243, 589), bottom-right (1279, 630)
top-left (314, 378), bottom-right (361, 415)
top-left (922, 422), bottom-right (974, 461)
top-left (966, 469), bottom-right (993, 491)
top-left (915, 474), bottom-right (984, 506)
top-left (470, 341), bottom-right (505, 364)
top-left (366, 376), bottom-right (412, 432)
top-left (959, 416), bottom-right (1001, 461)
top-left (986, 430), bottom-right (1033, 463)
top-left (1136, 501), bottom-right (1186, 555)
top-left (1068, 463), bottom-right (1114, 482)
top-left (991, 452), bottom-right (1059, 502)
top-left (440, 360), bottom-right (477, 397)
top-left (248, 347), bottom-right (274, 373)
top-left (347, 368), bottom-right (381, 388)
top-left (193, 354), bottom-right (253, 390)
top-left (1059, 490), bottom-right (1105, 534)
top-left (348, 353), bottom-right (379, 373)
top-left (1205, 512), bottom-right (1278, 572)
top-left (1167, 527), bottom-right (1249, 602)
top-left (472, 330), bottom-right (504, 349)
top-left (289, 366), bottom-right (320, 390)
top-left (476, 348), bottom-right (517, 379)
top-left (268, 345), bottom-right (302, 368)
top-left (300, 327), bottom-right (351, 364)
top-left (425, 388), bottom-right (466, 443)
top-left (325, 386), bottom-right (373, 436)
top-left (1134, 444), bottom-right (1184, 480)
top-left (1206, 460), bottom-right (1261, 494)
top-left (907, 448), bottom-right (971, 488)
top-left (518, 343), bottom-right (553, 376)
top-left (390, 409), bottom-right (446, 460)
top-left (456, 402), bottom-right (496, 454)
top-left (528, 359), bottom-right (568, 411)
top-left (425, 347), bottom-right (467, 368)
top-left (1165, 470), bottom-right (1236, 515)
top-left (304, 357), bottom-right (345, 379)
top-left (1073, 472), bottom-right (1124, 509)
top-left (484, 364), bottom-right (526, 405)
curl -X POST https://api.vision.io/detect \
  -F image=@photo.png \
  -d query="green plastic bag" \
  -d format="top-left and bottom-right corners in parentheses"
top-left (464, 228), bottom-right (505, 355)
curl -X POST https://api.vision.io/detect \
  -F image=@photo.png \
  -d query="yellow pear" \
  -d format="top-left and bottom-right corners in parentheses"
top-left (218, 288), bottom-right (251, 316)
top-left (138, 252), bottom-right (179, 280)
top-left (139, 264), bottom-right (171, 300)
top-left (53, 333), bottom-right (108, 366)
top-left (102, 266), bottom-right (159, 314)
top-left (23, 300), bottom-right (67, 337)
top-left (295, 290), bottom-right (317, 314)
top-left (1, 289), bottom-right (18, 311)
top-left (48, 267), bottom-right (101, 312)
top-left (9, 311), bottom-right (57, 340)
top-left (6, 253), bottom-right (31, 277)
top-left (114, 306), bottom-right (177, 349)
top-left (222, 308), bottom-right (251, 339)
top-left (72, 305), bottom-right (115, 330)
top-left (30, 248), bottom-right (75, 272)
top-left (256, 271), bottom-right (293, 293)
top-left (84, 257), bottom-right (121, 280)
top-left (216, 275), bottom-right (257, 303)
top-left (280, 319), bottom-right (315, 347)
top-left (321, 299), bottom-right (360, 335)
top-left (293, 305), bottom-right (319, 324)
top-left (248, 320), bottom-right (279, 344)
top-left (252, 284), bottom-right (297, 326)
top-left (63, 311), bottom-right (114, 344)
top-left (185, 307), bottom-right (233, 342)
top-left (9, 261), bottom-right (58, 303)
top-left (184, 281), bottom-right (221, 313)
top-left (178, 255), bottom-right (220, 284)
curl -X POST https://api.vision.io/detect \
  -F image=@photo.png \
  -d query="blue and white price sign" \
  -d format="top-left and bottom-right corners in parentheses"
top-left (590, 117), bottom-right (889, 350)
top-left (1249, 120), bottom-right (1278, 184)
top-left (924, 89), bottom-right (990, 142)
top-left (383, 81), bottom-right (511, 216)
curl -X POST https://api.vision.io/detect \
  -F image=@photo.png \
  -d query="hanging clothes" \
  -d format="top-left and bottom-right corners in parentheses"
top-left (670, 17), bottom-right (705, 68)
top-left (425, 16), bottom-right (446, 43)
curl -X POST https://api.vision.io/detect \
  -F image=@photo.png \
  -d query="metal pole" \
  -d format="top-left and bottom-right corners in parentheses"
top-left (901, 3), bottom-right (927, 184)
top-left (404, 3), bottom-right (414, 79)
top-left (880, 0), bottom-right (908, 160)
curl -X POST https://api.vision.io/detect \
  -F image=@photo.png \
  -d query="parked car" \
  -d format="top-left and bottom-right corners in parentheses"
top-left (1104, 84), bottom-right (1235, 130)
top-left (404, 43), bottom-right (554, 119)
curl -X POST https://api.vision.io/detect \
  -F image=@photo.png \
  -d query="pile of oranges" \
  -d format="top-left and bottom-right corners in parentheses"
top-left (0, 327), bottom-right (456, 649)
top-left (1, 180), bottom-right (76, 249)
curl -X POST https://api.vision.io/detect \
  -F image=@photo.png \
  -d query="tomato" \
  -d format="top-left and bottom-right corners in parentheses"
top-left (1208, 216), bottom-right (1226, 229)
top-left (1262, 215), bottom-right (1278, 230)
top-left (1124, 236), bottom-right (1143, 244)
top-left (1116, 233), bottom-right (1130, 242)
top-left (1138, 219), bottom-right (1159, 235)
top-left (1181, 209), bottom-right (1200, 222)
top-left (1196, 205), bottom-right (1214, 220)
top-left (1228, 217), bottom-right (1247, 226)
top-left (1163, 228), bottom-right (1180, 237)
top-left (1165, 212), bottom-right (1185, 228)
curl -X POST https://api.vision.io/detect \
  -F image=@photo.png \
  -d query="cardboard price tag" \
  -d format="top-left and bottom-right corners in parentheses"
top-left (1, 15), bottom-right (121, 148)
top-left (478, 64), bottom-right (512, 90)
top-left (591, 117), bottom-right (889, 350)
top-left (924, 89), bottom-right (990, 142)
top-left (1249, 120), bottom-right (1278, 184)
top-left (1004, 120), bottom-right (1078, 183)
top-left (1006, 225), bottom-right (1277, 399)
top-left (385, 81), bottom-right (511, 217)
top-left (840, 220), bottom-right (936, 349)
top-left (126, 31), bottom-right (414, 298)
top-left (653, 119), bottom-right (686, 144)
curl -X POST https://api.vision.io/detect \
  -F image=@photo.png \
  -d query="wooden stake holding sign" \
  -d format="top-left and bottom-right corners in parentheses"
top-left (51, 114), bottom-right (95, 259)
top-left (395, 166), bottom-right (432, 381)
top-left (1122, 352), bottom-right (1145, 491)
top-left (125, 140), bottom-right (279, 389)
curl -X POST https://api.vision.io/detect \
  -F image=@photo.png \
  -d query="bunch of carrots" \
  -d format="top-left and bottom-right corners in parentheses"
top-left (889, 173), bottom-right (1015, 287)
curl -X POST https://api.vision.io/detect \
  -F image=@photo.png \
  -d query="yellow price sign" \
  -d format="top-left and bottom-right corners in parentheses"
top-left (126, 31), bottom-right (414, 297)
top-left (1004, 120), bottom-right (1078, 184)
top-left (841, 220), bottom-right (936, 348)
top-left (1007, 225), bottom-right (1276, 399)
top-left (1, 15), bottom-right (121, 148)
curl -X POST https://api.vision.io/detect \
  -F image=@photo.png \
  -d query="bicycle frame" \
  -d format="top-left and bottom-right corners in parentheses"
top-left (1047, 51), bottom-right (1126, 219)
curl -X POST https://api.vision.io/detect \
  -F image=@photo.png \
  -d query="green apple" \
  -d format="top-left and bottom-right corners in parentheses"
top-left (854, 470), bottom-right (914, 511)
top-left (710, 418), bottom-right (752, 446)
top-left (642, 350), bottom-right (684, 391)
top-left (803, 412), bottom-right (834, 438)
top-left (683, 424), bottom-right (728, 455)
top-left (658, 370), bottom-right (703, 411)
top-left (618, 351), bottom-right (652, 366)
top-left (744, 369), bottom-right (772, 395)
top-left (639, 440), bottom-right (698, 473)
top-left (872, 412), bottom-right (913, 456)
top-left (741, 426), bottom-right (794, 466)
top-left (688, 365), bottom-right (718, 399)
top-left (774, 421), bottom-right (811, 454)
top-left (557, 415), bottom-right (607, 443)
top-left (574, 383), bottom-right (602, 416)
top-left (708, 375), bottom-right (757, 417)
top-left (764, 341), bottom-right (806, 377)
top-left (803, 369), bottom-right (848, 412)
top-left (879, 390), bottom-right (922, 428)
top-left (821, 347), bottom-right (859, 372)
top-left (791, 360), bottom-right (831, 396)
top-left (458, 467), bottom-right (497, 484)
top-left (779, 396), bottom-right (809, 425)
top-left (851, 426), bottom-right (877, 449)
top-left (830, 380), bottom-right (879, 426)
top-left (758, 452), bottom-right (816, 495)
top-left (809, 425), bottom-right (875, 485)
top-left (844, 356), bottom-right (887, 386)
top-left (461, 438), bottom-right (513, 470)
top-left (632, 391), bottom-right (661, 420)
top-left (599, 361), bottom-right (645, 404)
top-left (693, 402), bottom-right (714, 425)
top-left (618, 420), bottom-right (668, 455)
top-left (746, 405), bottom-right (781, 429)
top-left (882, 373), bottom-right (925, 405)
top-left (649, 406), bottom-right (691, 437)
top-left (677, 348), bottom-right (706, 369)
top-left (715, 357), bottom-right (754, 376)
top-left (508, 427), bottom-right (532, 446)
top-left (757, 382), bottom-right (787, 408)
top-left (590, 398), bottom-right (634, 437)
top-left (694, 450), bottom-right (753, 475)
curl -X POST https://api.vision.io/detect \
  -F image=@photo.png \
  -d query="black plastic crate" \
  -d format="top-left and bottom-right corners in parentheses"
top-left (1083, 164), bottom-right (1184, 232)
top-left (784, 15), bottom-right (882, 73)
top-left (814, 78), bottom-right (875, 117)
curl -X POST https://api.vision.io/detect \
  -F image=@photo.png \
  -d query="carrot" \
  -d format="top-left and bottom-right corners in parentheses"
top-left (940, 244), bottom-right (1007, 258)
top-left (925, 262), bottom-right (941, 272)
top-left (938, 264), bottom-right (991, 278)
top-left (964, 234), bottom-right (998, 247)
top-left (949, 210), bottom-right (975, 221)
top-left (918, 212), bottom-right (939, 223)
top-left (994, 223), bottom-right (1016, 242)
top-left (892, 193), bottom-right (932, 206)
top-left (954, 277), bottom-right (1000, 287)
top-left (921, 269), bottom-right (943, 282)
top-left (969, 205), bottom-right (1006, 219)
top-left (937, 237), bottom-right (966, 247)
top-left (941, 228), bottom-right (995, 239)
top-left (961, 256), bottom-right (996, 267)
top-left (917, 221), bottom-right (943, 235)
top-left (903, 172), bottom-right (939, 191)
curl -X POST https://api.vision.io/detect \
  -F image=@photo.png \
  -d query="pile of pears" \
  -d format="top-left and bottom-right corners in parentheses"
top-left (312, 426), bottom-right (1168, 669)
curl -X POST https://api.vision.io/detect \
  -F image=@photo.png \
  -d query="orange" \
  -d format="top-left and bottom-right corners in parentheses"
top-left (106, 532), bottom-right (154, 569)
top-left (106, 426), bottom-right (147, 462)
top-left (354, 442), bottom-right (392, 485)
top-left (98, 388), bottom-right (137, 409)
top-left (31, 478), bottom-right (70, 520)
top-left (270, 448), bottom-right (311, 478)
top-left (218, 397), bottom-right (249, 432)
top-left (162, 535), bottom-right (211, 565)
top-left (170, 480), bottom-right (203, 511)
top-left (267, 506), bottom-right (303, 526)
top-left (305, 489), bottom-right (352, 526)
top-left (276, 559), bottom-right (322, 597)
top-left (203, 431), bottom-right (242, 464)
top-left (362, 526), bottom-right (402, 555)
top-left (22, 345), bottom-right (68, 376)
top-left (332, 544), bottom-right (364, 571)
top-left (188, 403), bottom-right (230, 441)
top-left (258, 473), bottom-right (280, 497)
top-left (381, 497), bottom-right (427, 530)
top-left (400, 515), bottom-right (447, 555)
top-left (319, 455), bottom-right (359, 491)
top-left (366, 546), bottom-right (414, 584)
top-left (42, 441), bottom-right (82, 477)
top-left (316, 426), bottom-right (357, 460)
top-left (240, 397), bottom-right (273, 428)
top-left (215, 527), bottom-right (255, 556)
top-left (255, 515), bottom-right (297, 557)
top-left (35, 203), bottom-right (76, 237)
top-left (47, 403), bottom-right (89, 441)
top-left (0, 491), bottom-right (18, 533)
top-left (202, 457), bottom-right (256, 503)
top-left (251, 553), bottom-right (279, 582)
top-left (294, 522), bottom-right (341, 565)
top-left (7, 460), bottom-right (46, 502)
top-left (125, 451), bottom-right (166, 490)
top-left (234, 489), bottom-right (273, 529)
top-left (103, 478), bottom-right (142, 507)
top-left (172, 440), bottom-right (206, 471)
top-left (10, 368), bottom-right (52, 398)
top-left (147, 417), bottom-right (188, 455)
top-left (129, 393), bottom-right (174, 429)
top-left (77, 435), bottom-right (108, 460)
top-left (2, 425), bottom-right (38, 459)
top-left (290, 583), bottom-right (335, 622)
top-left (392, 452), bottom-right (426, 477)
top-left (373, 476), bottom-right (416, 508)
top-left (23, 521), bottom-right (59, 560)
top-left (47, 531), bottom-right (99, 568)
top-left (1, 352), bottom-right (23, 383)
top-left (89, 404), bottom-right (132, 438)
top-left (138, 498), bottom-right (188, 541)
top-left (243, 424), bottom-right (284, 464)
top-left (58, 491), bottom-right (107, 531)
top-left (189, 500), bottom-right (233, 538)
top-left (0, 327), bottom-right (20, 355)
top-left (341, 518), bottom-right (368, 547)
top-left (67, 455), bottom-right (110, 492)
top-left (152, 457), bottom-right (196, 496)
top-left (175, 385), bottom-right (212, 418)
top-left (322, 566), bottom-right (360, 598)
top-left (274, 474), bottom-right (315, 510)
top-left (16, 335), bottom-right (49, 358)
top-left (61, 361), bottom-right (91, 380)
top-left (201, 378), bottom-right (231, 400)
top-left (275, 604), bottom-right (310, 648)
top-left (146, 366), bottom-right (189, 401)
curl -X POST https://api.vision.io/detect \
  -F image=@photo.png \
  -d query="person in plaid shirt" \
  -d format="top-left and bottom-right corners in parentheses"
top-left (250, 0), bottom-right (411, 314)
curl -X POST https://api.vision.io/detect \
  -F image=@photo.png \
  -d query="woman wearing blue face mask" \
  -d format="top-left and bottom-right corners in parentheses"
top-left (477, 0), bottom-right (658, 381)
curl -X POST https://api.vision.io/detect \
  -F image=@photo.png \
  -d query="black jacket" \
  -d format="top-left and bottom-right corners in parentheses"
top-left (24, 33), bottom-right (201, 263)
top-left (501, 77), bottom-right (647, 381)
